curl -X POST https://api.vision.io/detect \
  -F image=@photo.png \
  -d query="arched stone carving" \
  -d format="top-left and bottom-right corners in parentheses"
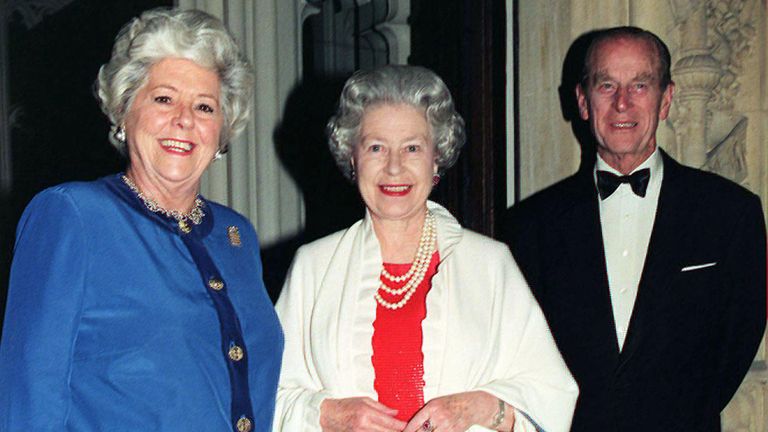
top-left (708, 0), bottom-right (756, 113)
top-left (703, 116), bottom-right (747, 183)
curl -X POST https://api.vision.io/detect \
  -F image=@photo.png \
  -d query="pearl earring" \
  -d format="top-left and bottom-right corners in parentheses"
top-left (114, 126), bottom-right (126, 143)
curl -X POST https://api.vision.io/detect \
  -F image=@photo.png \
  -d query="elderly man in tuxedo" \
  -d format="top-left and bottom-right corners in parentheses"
top-left (504, 26), bottom-right (766, 432)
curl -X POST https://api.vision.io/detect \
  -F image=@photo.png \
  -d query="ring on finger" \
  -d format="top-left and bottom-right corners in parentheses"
top-left (422, 419), bottom-right (435, 432)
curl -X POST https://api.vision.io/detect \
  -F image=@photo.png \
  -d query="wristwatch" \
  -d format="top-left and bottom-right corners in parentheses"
top-left (490, 398), bottom-right (505, 429)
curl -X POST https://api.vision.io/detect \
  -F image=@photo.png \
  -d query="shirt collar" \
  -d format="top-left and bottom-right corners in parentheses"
top-left (594, 146), bottom-right (662, 178)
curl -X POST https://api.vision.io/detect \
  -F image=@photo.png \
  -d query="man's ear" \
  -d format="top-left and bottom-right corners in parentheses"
top-left (658, 81), bottom-right (675, 121)
top-left (575, 84), bottom-right (589, 121)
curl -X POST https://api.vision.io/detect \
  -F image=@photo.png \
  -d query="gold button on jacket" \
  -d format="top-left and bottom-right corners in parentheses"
top-left (236, 417), bottom-right (252, 432)
top-left (228, 345), bottom-right (244, 361)
top-left (208, 278), bottom-right (224, 291)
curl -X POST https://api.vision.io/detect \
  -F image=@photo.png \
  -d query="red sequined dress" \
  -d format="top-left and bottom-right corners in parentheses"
top-left (371, 251), bottom-right (440, 422)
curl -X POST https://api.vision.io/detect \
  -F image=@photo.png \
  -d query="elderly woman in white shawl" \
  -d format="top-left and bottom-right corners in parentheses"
top-left (273, 65), bottom-right (578, 432)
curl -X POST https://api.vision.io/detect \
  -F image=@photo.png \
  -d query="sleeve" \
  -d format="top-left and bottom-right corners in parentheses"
top-left (474, 250), bottom-right (578, 432)
top-left (715, 193), bottom-right (766, 410)
top-left (0, 188), bottom-right (89, 430)
top-left (272, 246), bottom-right (331, 431)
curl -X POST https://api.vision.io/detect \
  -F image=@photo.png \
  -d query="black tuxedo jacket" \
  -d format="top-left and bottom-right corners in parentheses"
top-left (503, 151), bottom-right (766, 432)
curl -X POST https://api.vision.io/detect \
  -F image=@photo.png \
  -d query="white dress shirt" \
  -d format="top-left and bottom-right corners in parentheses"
top-left (595, 148), bottom-right (663, 350)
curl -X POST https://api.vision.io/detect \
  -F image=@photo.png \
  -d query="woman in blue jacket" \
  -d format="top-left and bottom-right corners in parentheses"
top-left (0, 8), bottom-right (283, 431)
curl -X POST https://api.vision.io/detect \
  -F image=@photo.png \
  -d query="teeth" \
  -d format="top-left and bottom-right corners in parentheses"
top-left (613, 122), bottom-right (637, 128)
top-left (161, 139), bottom-right (192, 152)
top-left (382, 185), bottom-right (410, 192)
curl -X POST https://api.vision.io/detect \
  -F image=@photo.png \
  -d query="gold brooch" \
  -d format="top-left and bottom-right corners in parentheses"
top-left (227, 226), bottom-right (242, 247)
top-left (178, 220), bottom-right (192, 234)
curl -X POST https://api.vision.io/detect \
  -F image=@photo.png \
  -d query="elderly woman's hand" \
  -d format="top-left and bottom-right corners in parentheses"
top-left (403, 391), bottom-right (515, 432)
top-left (320, 397), bottom-right (408, 432)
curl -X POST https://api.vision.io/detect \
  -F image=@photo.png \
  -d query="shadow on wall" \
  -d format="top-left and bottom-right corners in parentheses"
top-left (260, 77), bottom-right (364, 302)
top-left (557, 29), bottom-right (602, 172)
top-left (501, 29), bottom-right (602, 233)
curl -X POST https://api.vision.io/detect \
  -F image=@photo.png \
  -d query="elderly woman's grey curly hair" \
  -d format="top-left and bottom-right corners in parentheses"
top-left (327, 65), bottom-right (466, 179)
top-left (95, 7), bottom-right (253, 154)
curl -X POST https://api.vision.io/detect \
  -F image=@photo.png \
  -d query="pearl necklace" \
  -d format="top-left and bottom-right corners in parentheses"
top-left (121, 175), bottom-right (205, 231)
top-left (374, 210), bottom-right (437, 310)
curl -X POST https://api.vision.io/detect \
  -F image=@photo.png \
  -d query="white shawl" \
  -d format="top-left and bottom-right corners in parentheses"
top-left (274, 201), bottom-right (577, 431)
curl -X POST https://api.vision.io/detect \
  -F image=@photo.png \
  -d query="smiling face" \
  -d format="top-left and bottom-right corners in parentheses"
top-left (353, 103), bottom-right (437, 225)
top-left (124, 57), bottom-right (222, 203)
top-left (576, 36), bottom-right (674, 174)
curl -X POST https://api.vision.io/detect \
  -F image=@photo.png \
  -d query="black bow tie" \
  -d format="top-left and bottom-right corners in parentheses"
top-left (596, 168), bottom-right (651, 200)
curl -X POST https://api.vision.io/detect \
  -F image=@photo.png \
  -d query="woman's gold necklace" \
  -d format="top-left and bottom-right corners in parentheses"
top-left (121, 175), bottom-right (205, 233)
top-left (375, 210), bottom-right (436, 310)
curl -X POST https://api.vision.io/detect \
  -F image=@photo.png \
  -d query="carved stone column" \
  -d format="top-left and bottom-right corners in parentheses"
top-left (670, 1), bottom-right (721, 167)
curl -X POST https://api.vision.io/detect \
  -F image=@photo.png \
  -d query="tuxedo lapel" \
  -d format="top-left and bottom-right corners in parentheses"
top-left (618, 151), bottom-right (695, 367)
top-left (555, 169), bottom-right (621, 358)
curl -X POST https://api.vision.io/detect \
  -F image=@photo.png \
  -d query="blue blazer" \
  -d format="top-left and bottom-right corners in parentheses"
top-left (0, 174), bottom-right (284, 431)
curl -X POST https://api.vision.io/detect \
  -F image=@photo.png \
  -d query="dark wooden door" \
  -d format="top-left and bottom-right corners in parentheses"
top-left (410, 0), bottom-right (507, 237)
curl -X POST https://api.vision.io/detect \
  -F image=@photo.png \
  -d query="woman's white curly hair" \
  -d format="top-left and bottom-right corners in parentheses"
top-left (95, 7), bottom-right (253, 154)
top-left (327, 65), bottom-right (466, 179)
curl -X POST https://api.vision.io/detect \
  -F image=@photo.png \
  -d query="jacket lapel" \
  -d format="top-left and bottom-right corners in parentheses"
top-left (556, 169), bottom-right (621, 359)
